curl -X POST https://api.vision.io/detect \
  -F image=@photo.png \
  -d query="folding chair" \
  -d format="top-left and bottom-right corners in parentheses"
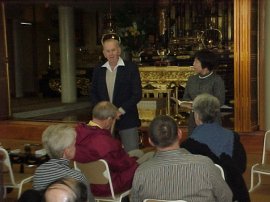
top-left (214, 164), bottom-right (225, 180)
top-left (249, 130), bottom-right (270, 192)
top-left (0, 147), bottom-right (33, 199)
top-left (74, 159), bottom-right (130, 202)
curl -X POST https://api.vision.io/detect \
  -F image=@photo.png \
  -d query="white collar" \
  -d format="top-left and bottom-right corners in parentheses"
top-left (102, 57), bottom-right (125, 72)
top-left (199, 71), bottom-right (213, 79)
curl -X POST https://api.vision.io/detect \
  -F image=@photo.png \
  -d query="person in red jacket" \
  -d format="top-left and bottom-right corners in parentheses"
top-left (74, 101), bottom-right (153, 196)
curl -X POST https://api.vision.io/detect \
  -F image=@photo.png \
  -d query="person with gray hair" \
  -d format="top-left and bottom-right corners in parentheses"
top-left (181, 93), bottom-right (250, 202)
top-left (74, 101), bottom-right (153, 197)
top-left (131, 115), bottom-right (232, 202)
top-left (33, 124), bottom-right (94, 202)
top-left (91, 100), bottom-right (118, 130)
top-left (192, 92), bottom-right (221, 124)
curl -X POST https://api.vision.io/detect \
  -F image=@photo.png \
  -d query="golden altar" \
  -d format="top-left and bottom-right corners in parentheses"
top-left (138, 66), bottom-right (195, 121)
top-left (139, 66), bottom-right (195, 88)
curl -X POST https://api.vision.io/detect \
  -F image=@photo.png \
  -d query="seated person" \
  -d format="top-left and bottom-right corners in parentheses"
top-left (74, 101), bottom-right (154, 196)
top-left (33, 124), bottom-right (94, 202)
top-left (182, 49), bottom-right (225, 136)
top-left (44, 177), bottom-right (88, 202)
top-left (130, 115), bottom-right (232, 202)
top-left (181, 93), bottom-right (250, 202)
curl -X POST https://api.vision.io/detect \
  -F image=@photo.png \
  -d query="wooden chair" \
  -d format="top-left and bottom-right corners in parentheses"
top-left (249, 130), bottom-right (270, 192)
top-left (0, 147), bottom-right (33, 199)
top-left (74, 159), bottom-right (130, 202)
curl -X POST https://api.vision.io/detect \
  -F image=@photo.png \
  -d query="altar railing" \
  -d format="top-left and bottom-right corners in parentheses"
top-left (138, 66), bottom-right (195, 121)
top-left (139, 66), bottom-right (195, 88)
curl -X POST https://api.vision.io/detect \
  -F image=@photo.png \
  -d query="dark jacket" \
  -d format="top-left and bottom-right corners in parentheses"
top-left (181, 132), bottom-right (250, 202)
top-left (90, 60), bottom-right (142, 130)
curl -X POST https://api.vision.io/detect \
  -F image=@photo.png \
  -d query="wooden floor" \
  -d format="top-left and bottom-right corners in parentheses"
top-left (1, 97), bottom-right (270, 201)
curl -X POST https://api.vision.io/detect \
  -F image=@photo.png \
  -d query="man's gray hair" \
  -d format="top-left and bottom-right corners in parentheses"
top-left (42, 124), bottom-right (76, 159)
top-left (92, 101), bottom-right (118, 120)
top-left (193, 93), bottom-right (220, 123)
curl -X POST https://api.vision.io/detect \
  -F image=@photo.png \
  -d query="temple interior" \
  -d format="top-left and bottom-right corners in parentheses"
top-left (1, 0), bottom-right (270, 201)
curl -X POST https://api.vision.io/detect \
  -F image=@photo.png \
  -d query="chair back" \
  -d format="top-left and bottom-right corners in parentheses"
top-left (262, 130), bottom-right (270, 164)
top-left (74, 159), bottom-right (116, 198)
top-left (214, 164), bottom-right (225, 180)
top-left (0, 147), bottom-right (33, 199)
top-left (0, 147), bottom-right (17, 186)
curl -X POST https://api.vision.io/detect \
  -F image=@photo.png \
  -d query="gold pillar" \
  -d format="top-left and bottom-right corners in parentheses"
top-left (234, 0), bottom-right (258, 132)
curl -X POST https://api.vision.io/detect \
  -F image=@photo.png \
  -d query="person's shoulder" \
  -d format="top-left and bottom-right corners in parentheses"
top-left (216, 125), bottom-right (234, 138)
top-left (187, 74), bottom-right (199, 81)
top-left (123, 60), bottom-right (137, 68)
top-left (92, 62), bottom-right (106, 71)
top-left (95, 60), bottom-right (106, 67)
top-left (135, 157), bottom-right (155, 172)
top-left (212, 72), bottom-right (224, 81)
top-left (34, 159), bottom-right (54, 173)
top-left (232, 131), bottom-right (241, 139)
top-left (185, 154), bottom-right (220, 173)
top-left (184, 152), bottom-right (215, 165)
top-left (223, 127), bottom-right (234, 135)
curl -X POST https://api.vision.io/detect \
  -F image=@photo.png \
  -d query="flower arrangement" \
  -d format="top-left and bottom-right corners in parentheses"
top-left (114, 1), bottom-right (157, 53)
top-left (118, 21), bottom-right (146, 53)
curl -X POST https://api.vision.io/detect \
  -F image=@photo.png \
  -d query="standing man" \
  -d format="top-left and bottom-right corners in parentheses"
top-left (90, 37), bottom-right (142, 152)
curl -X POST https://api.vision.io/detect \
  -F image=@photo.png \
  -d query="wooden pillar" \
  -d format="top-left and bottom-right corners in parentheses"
top-left (0, 3), bottom-right (11, 119)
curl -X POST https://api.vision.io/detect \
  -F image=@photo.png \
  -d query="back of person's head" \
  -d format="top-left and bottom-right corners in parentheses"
top-left (42, 124), bottom-right (76, 159)
top-left (44, 177), bottom-right (88, 202)
top-left (193, 93), bottom-right (220, 123)
top-left (194, 49), bottom-right (217, 71)
top-left (149, 115), bottom-right (178, 148)
top-left (92, 101), bottom-right (118, 120)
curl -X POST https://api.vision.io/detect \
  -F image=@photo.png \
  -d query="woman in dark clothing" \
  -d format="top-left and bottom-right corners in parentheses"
top-left (181, 93), bottom-right (250, 202)
top-left (182, 49), bottom-right (225, 135)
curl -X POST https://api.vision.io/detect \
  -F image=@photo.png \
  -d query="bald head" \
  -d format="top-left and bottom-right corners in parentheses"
top-left (44, 177), bottom-right (88, 202)
top-left (45, 184), bottom-right (76, 202)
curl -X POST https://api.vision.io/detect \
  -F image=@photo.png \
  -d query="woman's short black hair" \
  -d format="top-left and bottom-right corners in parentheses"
top-left (194, 49), bottom-right (217, 71)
